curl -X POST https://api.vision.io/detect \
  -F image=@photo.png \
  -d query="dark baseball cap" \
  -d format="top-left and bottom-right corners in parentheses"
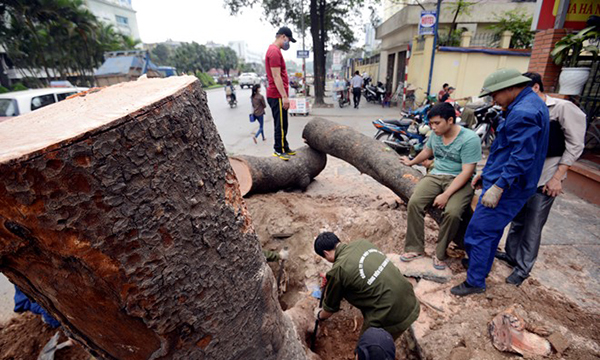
top-left (355, 328), bottom-right (396, 360)
top-left (276, 26), bottom-right (297, 43)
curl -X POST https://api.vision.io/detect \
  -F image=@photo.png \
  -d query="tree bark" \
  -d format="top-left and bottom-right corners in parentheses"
top-left (229, 146), bottom-right (327, 197)
top-left (0, 76), bottom-right (307, 360)
top-left (302, 117), bottom-right (443, 223)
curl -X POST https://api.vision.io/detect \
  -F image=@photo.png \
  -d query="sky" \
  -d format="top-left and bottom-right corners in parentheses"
top-left (133, 0), bottom-right (373, 63)
top-left (134, 1), bottom-right (312, 62)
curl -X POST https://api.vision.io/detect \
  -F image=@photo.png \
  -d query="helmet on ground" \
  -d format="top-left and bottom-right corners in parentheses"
top-left (479, 68), bottom-right (531, 98)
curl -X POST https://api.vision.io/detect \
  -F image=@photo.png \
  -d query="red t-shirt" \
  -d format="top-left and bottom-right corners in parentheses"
top-left (265, 44), bottom-right (289, 99)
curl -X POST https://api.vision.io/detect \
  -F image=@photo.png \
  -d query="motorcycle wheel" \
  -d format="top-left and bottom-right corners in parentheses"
top-left (339, 99), bottom-right (345, 108)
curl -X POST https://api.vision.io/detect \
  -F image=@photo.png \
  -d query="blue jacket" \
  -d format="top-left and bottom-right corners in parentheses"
top-left (482, 87), bottom-right (549, 194)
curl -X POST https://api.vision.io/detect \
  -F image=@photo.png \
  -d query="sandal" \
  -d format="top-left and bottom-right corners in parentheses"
top-left (433, 257), bottom-right (447, 270)
top-left (400, 252), bottom-right (423, 262)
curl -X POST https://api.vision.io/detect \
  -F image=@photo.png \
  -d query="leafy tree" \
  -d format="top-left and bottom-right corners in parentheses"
top-left (0, 0), bottom-right (129, 87)
top-left (224, 0), bottom-right (372, 105)
top-left (490, 9), bottom-right (535, 49)
top-left (151, 44), bottom-right (172, 65)
top-left (216, 47), bottom-right (238, 76)
top-left (447, 0), bottom-right (474, 41)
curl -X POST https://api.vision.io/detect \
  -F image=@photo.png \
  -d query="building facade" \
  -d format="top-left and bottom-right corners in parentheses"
top-left (227, 41), bottom-right (263, 65)
top-left (85, 0), bottom-right (141, 40)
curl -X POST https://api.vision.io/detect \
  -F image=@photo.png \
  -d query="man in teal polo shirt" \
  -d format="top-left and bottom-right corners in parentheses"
top-left (400, 102), bottom-right (482, 270)
top-left (313, 232), bottom-right (420, 340)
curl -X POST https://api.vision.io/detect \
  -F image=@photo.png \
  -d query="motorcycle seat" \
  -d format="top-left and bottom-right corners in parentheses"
top-left (384, 119), bottom-right (413, 127)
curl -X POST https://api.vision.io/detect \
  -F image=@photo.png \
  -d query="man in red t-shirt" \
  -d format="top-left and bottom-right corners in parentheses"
top-left (266, 26), bottom-right (296, 160)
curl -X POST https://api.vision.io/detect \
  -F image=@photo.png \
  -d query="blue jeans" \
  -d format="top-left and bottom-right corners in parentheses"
top-left (254, 115), bottom-right (265, 140)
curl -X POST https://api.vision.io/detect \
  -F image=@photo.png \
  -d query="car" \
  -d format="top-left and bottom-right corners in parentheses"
top-left (238, 72), bottom-right (261, 89)
top-left (0, 87), bottom-right (88, 121)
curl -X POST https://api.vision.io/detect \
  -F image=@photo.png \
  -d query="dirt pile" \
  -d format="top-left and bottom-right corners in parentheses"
top-left (0, 313), bottom-right (89, 360)
top-left (246, 160), bottom-right (600, 360)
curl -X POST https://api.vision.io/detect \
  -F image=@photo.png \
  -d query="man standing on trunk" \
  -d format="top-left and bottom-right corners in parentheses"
top-left (265, 26), bottom-right (297, 161)
top-left (351, 71), bottom-right (363, 109)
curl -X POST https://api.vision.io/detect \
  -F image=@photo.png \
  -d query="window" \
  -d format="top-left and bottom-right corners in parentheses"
top-left (115, 15), bottom-right (129, 26)
top-left (56, 92), bottom-right (75, 101)
top-left (31, 94), bottom-right (55, 111)
top-left (0, 99), bottom-right (18, 116)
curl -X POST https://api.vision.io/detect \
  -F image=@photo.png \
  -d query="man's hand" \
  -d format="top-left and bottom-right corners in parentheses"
top-left (433, 193), bottom-right (450, 209)
top-left (278, 248), bottom-right (289, 261)
top-left (282, 97), bottom-right (290, 110)
top-left (481, 185), bottom-right (503, 208)
top-left (471, 174), bottom-right (482, 190)
top-left (400, 156), bottom-right (412, 166)
top-left (543, 177), bottom-right (562, 197)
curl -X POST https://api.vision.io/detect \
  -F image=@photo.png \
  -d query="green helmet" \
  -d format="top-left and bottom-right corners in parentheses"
top-left (479, 68), bottom-right (532, 98)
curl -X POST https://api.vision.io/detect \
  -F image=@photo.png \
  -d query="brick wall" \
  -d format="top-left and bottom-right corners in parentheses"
top-left (527, 29), bottom-right (568, 94)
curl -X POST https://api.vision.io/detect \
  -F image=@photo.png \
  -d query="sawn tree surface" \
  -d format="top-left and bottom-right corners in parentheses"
top-left (0, 76), bottom-right (307, 360)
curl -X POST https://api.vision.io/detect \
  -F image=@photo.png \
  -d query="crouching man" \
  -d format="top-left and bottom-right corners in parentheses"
top-left (400, 102), bottom-right (482, 270)
top-left (313, 232), bottom-right (420, 340)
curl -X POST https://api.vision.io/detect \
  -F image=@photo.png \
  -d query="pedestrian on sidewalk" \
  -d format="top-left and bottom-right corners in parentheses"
top-left (451, 68), bottom-right (549, 297)
top-left (400, 102), bottom-right (481, 271)
top-left (265, 26), bottom-right (297, 161)
top-left (495, 72), bottom-right (586, 286)
top-left (351, 71), bottom-right (363, 109)
top-left (313, 232), bottom-right (419, 340)
top-left (251, 84), bottom-right (267, 143)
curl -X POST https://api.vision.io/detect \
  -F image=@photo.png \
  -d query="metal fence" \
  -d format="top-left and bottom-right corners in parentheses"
top-left (470, 33), bottom-right (500, 48)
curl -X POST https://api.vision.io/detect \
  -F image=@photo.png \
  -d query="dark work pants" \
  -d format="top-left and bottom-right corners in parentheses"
top-left (504, 187), bottom-right (555, 278)
top-left (353, 88), bottom-right (361, 107)
top-left (267, 97), bottom-right (289, 153)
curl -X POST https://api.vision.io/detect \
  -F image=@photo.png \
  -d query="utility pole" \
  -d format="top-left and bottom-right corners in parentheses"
top-left (301, 0), bottom-right (307, 96)
top-left (426, 0), bottom-right (442, 97)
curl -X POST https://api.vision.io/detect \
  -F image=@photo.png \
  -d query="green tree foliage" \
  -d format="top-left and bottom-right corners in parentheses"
top-left (151, 44), bottom-right (172, 65)
top-left (490, 9), bottom-right (535, 49)
top-left (224, 0), bottom-right (372, 104)
top-left (195, 71), bottom-right (216, 87)
top-left (0, 0), bottom-right (134, 87)
top-left (151, 42), bottom-right (238, 76)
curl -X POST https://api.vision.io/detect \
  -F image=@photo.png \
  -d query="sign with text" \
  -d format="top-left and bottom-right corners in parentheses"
top-left (418, 10), bottom-right (437, 35)
top-left (297, 50), bottom-right (310, 58)
top-left (535, 0), bottom-right (599, 30)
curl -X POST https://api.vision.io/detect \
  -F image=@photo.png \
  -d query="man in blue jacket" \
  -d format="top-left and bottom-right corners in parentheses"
top-left (451, 68), bottom-right (550, 296)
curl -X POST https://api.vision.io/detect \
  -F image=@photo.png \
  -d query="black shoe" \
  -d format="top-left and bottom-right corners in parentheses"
top-left (506, 271), bottom-right (527, 286)
top-left (495, 251), bottom-right (517, 267)
top-left (450, 281), bottom-right (485, 297)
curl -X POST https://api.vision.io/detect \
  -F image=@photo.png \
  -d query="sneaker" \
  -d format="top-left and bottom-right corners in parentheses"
top-left (506, 270), bottom-right (527, 286)
top-left (450, 281), bottom-right (485, 297)
top-left (272, 152), bottom-right (290, 161)
top-left (285, 149), bottom-right (297, 156)
top-left (495, 251), bottom-right (517, 267)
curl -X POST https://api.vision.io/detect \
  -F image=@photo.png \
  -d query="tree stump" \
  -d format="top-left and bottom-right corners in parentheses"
top-left (302, 117), bottom-right (443, 223)
top-left (229, 146), bottom-right (327, 196)
top-left (0, 76), bottom-right (307, 360)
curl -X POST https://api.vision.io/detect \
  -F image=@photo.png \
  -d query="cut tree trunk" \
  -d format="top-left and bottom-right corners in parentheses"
top-left (302, 117), bottom-right (444, 223)
top-left (229, 146), bottom-right (326, 197)
top-left (0, 76), bottom-right (307, 360)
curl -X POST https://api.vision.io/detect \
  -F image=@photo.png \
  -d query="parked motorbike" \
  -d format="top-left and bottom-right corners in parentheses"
top-left (363, 77), bottom-right (385, 104)
top-left (472, 104), bottom-right (502, 148)
top-left (372, 117), bottom-right (431, 154)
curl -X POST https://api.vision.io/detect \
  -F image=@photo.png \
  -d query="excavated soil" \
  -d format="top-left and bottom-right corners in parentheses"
top-left (0, 313), bottom-right (89, 360)
top-left (249, 161), bottom-right (600, 360)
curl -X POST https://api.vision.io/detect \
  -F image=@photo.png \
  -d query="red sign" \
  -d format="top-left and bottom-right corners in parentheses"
top-left (536, 0), bottom-right (600, 30)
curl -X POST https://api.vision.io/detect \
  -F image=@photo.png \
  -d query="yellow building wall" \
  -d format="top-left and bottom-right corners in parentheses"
top-left (407, 50), bottom-right (530, 101)
top-left (355, 63), bottom-right (380, 83)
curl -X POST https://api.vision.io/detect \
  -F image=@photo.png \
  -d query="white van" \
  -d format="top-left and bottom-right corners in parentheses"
top-left (0, 87), bottom-right (88, 121)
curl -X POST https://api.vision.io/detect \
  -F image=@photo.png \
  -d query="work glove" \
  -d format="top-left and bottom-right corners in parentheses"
top-left (278, 248), bottom-right (289, 261)
top-left (481, 185), bottom-right (503, 208)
